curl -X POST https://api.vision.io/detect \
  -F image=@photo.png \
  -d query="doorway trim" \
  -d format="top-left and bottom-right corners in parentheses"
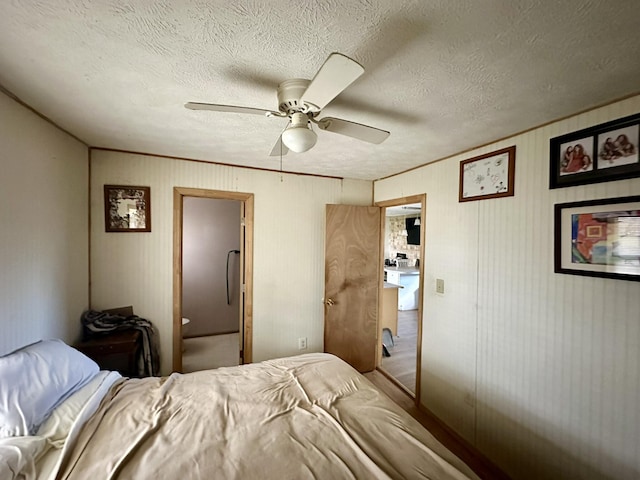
top-left (375, 193), bottom-right (426, 406)
top-left (172, 187), bottom-right (254, 372)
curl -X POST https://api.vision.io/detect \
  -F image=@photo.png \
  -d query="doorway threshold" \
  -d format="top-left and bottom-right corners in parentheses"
top-left (375, 366), bottom-right (415, 398)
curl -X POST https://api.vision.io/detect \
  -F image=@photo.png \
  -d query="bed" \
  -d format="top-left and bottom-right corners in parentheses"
top-left (1, 340), bottom-right (480, 479)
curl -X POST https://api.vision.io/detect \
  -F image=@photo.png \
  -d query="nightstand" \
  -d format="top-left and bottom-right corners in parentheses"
top-left (75, 329), bottom-right (141, 377)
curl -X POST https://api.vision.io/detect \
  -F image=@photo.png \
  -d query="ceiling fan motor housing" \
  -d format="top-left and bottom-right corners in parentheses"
top-left (277, 78), bottom-right (317, 114)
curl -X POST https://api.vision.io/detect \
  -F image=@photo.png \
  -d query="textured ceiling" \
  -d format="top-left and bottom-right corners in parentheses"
top-left (1, 1), bottom-right (640, 180)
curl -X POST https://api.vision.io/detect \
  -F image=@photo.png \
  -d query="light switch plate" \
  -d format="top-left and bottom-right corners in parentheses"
top-left (436, 278), bottom-right (445, 294)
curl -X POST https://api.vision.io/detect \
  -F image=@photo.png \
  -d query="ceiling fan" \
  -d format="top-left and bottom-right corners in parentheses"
top-left (185, 52), bottom-right (390, 155)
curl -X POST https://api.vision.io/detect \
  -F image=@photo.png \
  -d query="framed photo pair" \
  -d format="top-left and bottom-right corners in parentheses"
top-left (549, 112), bottom-right (640, 189)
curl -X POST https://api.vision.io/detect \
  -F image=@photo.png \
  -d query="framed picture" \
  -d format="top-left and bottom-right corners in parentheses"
top-left (459, 146), bottom-right (516, 202)
top-left (104, 185), bottom-right (151, 232)
top-left (554, 195), bottom-right (640, 281)
top-left (549, 112), bottom-right (640, 189)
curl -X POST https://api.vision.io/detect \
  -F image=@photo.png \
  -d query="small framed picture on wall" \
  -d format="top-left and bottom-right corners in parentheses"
top-left (459, 146), bottom-right (516, 202)
top-left (104, 185), bottom-right (151, 232)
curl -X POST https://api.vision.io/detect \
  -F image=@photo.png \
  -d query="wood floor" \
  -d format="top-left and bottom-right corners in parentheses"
top-left (380, 309), bottom-right (418, 393)
top-left (364, 369), bottom-right (510, 480)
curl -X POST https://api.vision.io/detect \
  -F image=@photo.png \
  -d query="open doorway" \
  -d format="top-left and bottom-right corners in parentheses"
top-left (181, 196), bottom-right (241, 372)
top-left (376, 195), bottom-right (425, 400)
top-left (172, 187), bottom-right (254, 373)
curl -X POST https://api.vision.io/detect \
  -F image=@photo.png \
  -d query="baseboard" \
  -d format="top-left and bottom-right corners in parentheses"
top-left (416, 403), bottom-right (510, 479)
top-left (376, 365), bottom-right (416, 399)
top-left (367, 368), bottom-right (510, 480)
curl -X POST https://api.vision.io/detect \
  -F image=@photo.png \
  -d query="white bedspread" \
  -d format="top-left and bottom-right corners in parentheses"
top-left (55, 353), bottom-right (479, 479)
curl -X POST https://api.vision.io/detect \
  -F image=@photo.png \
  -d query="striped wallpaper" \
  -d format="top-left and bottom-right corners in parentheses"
top-left (89, 150), bottom-right (372, 374)
top-left (374, 95), bottom-right (640, 479)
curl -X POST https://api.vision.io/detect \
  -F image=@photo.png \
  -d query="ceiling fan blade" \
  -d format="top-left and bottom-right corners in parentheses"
top-left (185, 102), bottom-right (272, 116)
top-left (317, 117), bottom-right (390, 144)
top-left (269, 135), bottom-right (289, 157)
top-left (299, 53), bottom-right (364, 111)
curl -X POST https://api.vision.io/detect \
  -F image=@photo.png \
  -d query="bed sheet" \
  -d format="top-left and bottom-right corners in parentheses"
top-left (0, 370), bottom-right (121, 480)
top-left (44, 370), bottom-right (121, 479)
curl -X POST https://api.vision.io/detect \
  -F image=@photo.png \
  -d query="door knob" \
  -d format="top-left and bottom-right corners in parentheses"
top-left (324, 298), bottom-right (336, 306)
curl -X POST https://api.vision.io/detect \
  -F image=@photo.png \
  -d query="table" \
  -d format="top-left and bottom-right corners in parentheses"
top-left (75, 329), bottom-right (141, 377)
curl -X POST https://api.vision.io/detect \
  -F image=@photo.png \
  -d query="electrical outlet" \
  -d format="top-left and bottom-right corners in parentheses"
top-left (436, 278), bottom-right (445, 294)
top-left (298, 337), bottom-right (307, 350)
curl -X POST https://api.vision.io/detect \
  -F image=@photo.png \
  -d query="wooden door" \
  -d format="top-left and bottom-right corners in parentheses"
top-left (324, 204), bottom-right (381, 372)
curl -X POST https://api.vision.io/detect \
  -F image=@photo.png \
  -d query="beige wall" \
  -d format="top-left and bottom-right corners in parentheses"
top-left (0, 91), bottom-right (89, 355)
top-left (90, 149), bottom-right (372, 374)
top-left (374, 95), bottom-right (640, 480)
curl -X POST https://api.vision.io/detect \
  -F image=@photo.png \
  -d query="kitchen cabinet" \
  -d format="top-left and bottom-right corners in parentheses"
top-left (384, 267), bottom-right (420, 311)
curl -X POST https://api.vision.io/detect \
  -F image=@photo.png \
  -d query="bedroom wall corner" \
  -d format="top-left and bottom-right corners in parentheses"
top-left (0, 89), bottom-right (89, 355)
top-left (89, 150), bottom-right (372, 375)
top-left (373, 94), bottom-right (640, 480)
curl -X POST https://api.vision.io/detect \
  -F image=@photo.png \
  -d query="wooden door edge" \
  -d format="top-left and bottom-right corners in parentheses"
top-left (172, 188), bottom-right (183, 372)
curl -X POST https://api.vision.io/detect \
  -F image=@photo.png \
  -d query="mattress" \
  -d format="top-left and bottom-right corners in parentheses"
top-left (52, 353), bottom-right (478, 479)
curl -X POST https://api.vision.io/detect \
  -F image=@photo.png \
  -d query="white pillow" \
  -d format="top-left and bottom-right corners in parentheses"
top-left (0, 340), bottom-right (99, 438)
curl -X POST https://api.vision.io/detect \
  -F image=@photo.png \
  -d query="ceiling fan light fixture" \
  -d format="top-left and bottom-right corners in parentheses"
top-left (282, 112), bottom-right (318, 153)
